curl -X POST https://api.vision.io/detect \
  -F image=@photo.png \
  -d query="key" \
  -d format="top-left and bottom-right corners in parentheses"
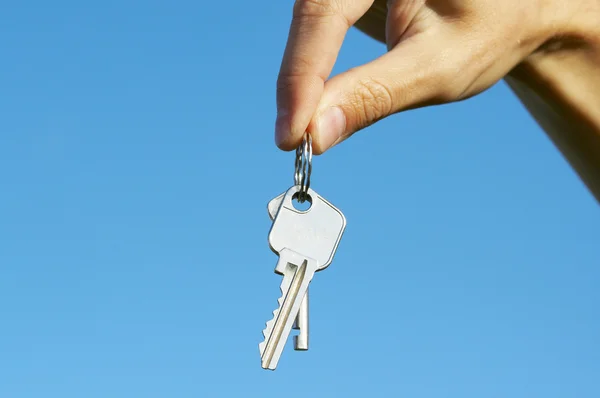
top-left (268, 194), bottom-right (309, 351)
top-left (259, 185), bottom-right (346, 370)
top-left (292, 289), bottom-right (309, 350)
top-left (267, 191), bottom-right (336, 272)
top-left (266, 193), bottom-right (284, 220)
top-left (266, 187), bottom-right (344, 353)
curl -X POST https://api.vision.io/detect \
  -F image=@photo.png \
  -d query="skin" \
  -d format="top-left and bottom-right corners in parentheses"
top-left (274, 0), bottom-right (600, 202)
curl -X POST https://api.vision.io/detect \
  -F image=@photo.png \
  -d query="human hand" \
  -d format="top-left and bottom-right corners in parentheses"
top-left (274, 0), bottom-right (581, 154)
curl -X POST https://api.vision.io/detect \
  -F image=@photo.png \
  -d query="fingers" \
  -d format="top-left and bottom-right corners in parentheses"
top-left (385, 0), bottom-right (427, 49)
top-left (308, 36), bottom-right (456, 153)
top-left (275, 0), bottom-right (375, 151)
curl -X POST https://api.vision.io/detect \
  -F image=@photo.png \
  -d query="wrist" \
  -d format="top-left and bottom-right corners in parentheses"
top-left (505, 1), bottom-right (600, 202)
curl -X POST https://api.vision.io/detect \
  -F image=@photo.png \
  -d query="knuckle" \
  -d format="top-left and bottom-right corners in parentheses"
top-left (293, 0), bottom-right (339, 19)
top-left (276, 75), bottom-right (294, 94)
top-left (283, 55), bottom-right (320, 77)
top-left (348, 77), bottom-right (394, 127)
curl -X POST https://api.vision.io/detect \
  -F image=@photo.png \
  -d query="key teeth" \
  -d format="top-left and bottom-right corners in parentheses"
top-left (259, 278), bottom-right (289, 356)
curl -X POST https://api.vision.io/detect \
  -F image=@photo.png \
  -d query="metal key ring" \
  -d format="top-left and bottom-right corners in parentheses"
top-left (293, 133), bottom-right (312, 203)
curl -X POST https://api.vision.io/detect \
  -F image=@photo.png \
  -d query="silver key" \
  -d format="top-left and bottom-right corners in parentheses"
top-left (268, 194), bottom-right (309, 351)
top-left (267, 190), bottom-right (342, 270)
top-left (259, 185), bottom-right (346, 370)
top-left (292, 290), bottom-right (309, 350)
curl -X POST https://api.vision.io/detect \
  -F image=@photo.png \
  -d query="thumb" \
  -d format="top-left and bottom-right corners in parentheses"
top-left (309, 38), bottom-right (455, 153)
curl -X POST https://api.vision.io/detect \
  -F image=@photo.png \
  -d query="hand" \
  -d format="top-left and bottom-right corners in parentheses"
top-left (274, 0), bottom-right (578, 154)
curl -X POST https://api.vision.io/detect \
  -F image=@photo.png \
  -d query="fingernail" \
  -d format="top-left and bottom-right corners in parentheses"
top-left (318, 106), bottom-right (346, 150)
top-left (275, 111), bottom-right (290, 148)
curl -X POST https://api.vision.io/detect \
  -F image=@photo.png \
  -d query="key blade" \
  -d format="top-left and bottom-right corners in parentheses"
top-left (259, 271), bottom-right (293, 357)
top-left (259, 249), bottom-right (317, 370)
top-left (293, 290), bottom-right (309, 350)
top-left (262, 260), bottom-right (307, 369)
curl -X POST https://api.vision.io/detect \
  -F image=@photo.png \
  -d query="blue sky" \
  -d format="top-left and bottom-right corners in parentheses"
top-left (1, 1), bottom-right (599, 397)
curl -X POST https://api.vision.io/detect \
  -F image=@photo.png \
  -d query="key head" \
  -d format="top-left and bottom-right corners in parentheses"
top-left (267, 193), bottom-right (284, 221)
top-left (268, 185), bottom-right (346, 270)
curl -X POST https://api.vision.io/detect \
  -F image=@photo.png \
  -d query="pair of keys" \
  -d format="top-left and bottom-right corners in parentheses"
top-left (259, 135), bottom-right (347, 370)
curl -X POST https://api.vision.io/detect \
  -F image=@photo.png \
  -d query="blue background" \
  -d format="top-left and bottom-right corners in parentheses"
top-left (1, 1), bottom-right (599, 397)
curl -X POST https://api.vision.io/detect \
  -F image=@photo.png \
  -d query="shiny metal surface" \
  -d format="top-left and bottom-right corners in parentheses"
top-left (268, 186), bottom-right (345, 271)
top-left (260, 185), bottom-right (346, 370)
top-left (268, 193), bottom-right (309, 351)
top-left (259, 249), bottom-right (317, 370)
top-left (294, 133), bottom-right (312, 203)
top-left (292, 291), bottom-right (309, 350)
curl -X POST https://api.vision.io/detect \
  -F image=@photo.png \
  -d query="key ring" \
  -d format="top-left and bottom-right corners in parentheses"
top-left (294, 133), bottom-right (312, 203)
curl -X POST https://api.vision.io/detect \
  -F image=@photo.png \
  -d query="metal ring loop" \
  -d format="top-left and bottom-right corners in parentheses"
top-left (293, 133), bottom-right (312, 203)
top-left (294, 144), bottom-right (302, 187)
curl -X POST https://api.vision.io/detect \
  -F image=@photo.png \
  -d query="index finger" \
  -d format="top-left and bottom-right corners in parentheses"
top-left (275, 0), bottom-right (374, 152)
